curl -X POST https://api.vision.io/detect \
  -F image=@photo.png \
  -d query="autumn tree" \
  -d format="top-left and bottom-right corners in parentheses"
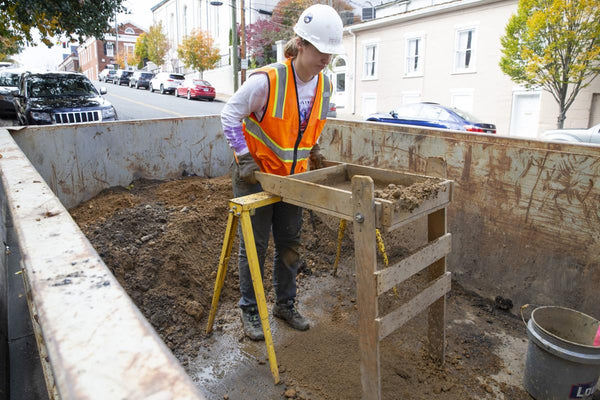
top-left (146, 22), bottom-right (170, 67)
top-left (177, 30), bottom-right (220, 77)
top-left (246, 0), bottom-right (352, 67)
top-left (0, 0), bottom-right (125, 49)
top-left (272, 0), bottom-right (352, 39)
top-left (500, 0), bottom-right (600, 128)
top-left (0, 37), bottom-right (21, 61)
top-left (134, 33), bottom-right (149, 69)
top-left (245, 20), bottom-right (284, 66)
top-left (115, 53), bottom-right (136, 69)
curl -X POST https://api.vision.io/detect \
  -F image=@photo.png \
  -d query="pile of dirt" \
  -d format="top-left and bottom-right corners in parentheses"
top-left (374, 179), bottom-right (442, 211)
top-left (70, 176), bottom-right (348, 359)
top-left (70, 175), bottom-right (531, 399)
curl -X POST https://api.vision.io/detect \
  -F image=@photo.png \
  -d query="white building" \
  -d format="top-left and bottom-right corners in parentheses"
top-left (337, 0), bottom-right (600, 137)
top-left (151, 0), bottom-right (278, 94)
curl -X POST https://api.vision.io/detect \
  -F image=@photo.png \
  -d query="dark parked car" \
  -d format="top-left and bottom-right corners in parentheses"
top-left (175, 77), bottom-right (215, 101)
top-left (365, 102), bottom-right (496, 134)
top-left (13, 72), bottom-right (118, 125)
top-left (129, 71), bottom-right (154, 89)
top-left (114, 69), bottom-right (133, 86)
top-left (0, 68), bottom-right (22, 116)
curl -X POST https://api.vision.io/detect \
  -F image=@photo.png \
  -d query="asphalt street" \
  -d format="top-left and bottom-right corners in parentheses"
top-left (94, 80), bottom-right (226, 121)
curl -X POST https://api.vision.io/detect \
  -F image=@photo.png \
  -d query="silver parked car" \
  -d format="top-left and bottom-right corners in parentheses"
top-left (542, 123), bottom-right (600, 144)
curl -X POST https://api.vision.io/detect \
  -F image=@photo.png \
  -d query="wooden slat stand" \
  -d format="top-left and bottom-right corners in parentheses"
top-left (207, 164), bottom-right (452, 399)
top-left (352, 175), bottom-right (451, 400)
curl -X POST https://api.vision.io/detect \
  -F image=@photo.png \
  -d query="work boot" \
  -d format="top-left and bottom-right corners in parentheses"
top-left (240, 306), bottom-right (264, 341)
top-left (273, 300), bottom-right (310, 331)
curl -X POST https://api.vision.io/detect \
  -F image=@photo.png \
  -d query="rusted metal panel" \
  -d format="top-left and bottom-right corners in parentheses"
top-left (9, 116), bottom-right (233, 209)
top-left (323, 120), bottom-right (600, 319)
top-left (0, 129), bottom-right (206, 399)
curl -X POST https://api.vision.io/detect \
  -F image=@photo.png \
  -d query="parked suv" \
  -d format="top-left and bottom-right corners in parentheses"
top-left (99, 68), bottom-right (116, 83)
top-left (114, 69), bottom-right (133, 86)
top-left (13, 72), bottom-right (118, 125)
top-left (129, 71), bottom-right (154, 89)
top-left (149, 72), bottom-right (185, 94)
top-left (0, 68), bottom-right (23, 116)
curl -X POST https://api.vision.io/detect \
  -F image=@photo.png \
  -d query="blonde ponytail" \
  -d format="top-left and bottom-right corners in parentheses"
top-left (284, 37), bottom-right (300, 59)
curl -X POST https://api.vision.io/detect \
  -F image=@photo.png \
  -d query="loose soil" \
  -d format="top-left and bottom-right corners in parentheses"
top-left (70, 175), bottom-right (532, 400)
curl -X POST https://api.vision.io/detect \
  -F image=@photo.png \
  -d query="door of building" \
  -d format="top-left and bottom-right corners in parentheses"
top-left (510, 92), bottom-right (541, 138)
top-left (332, 57), bottom-right (347, 110)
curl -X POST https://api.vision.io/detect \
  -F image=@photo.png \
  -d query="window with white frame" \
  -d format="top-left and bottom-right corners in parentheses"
top-left (124, 27), bottom-right (135, 34)
top-left (450, 88), bottom-right (474, 112)
top-left (362, 93), bottom-right (377, 116)
top-left (183, 5), bottom-right (188, 36)
top-left (363, 43), bottom-right (377, 79)
top-left (125, 43), bottom-right (135, 59)
top-left (405, 36), bottom-right (423, 76)
top-left (106, 43), bottom-right (114, 57)
top-left (454, 26), bottom-right (476, 72)
top-left (402, 91), bottom-right (421, 104)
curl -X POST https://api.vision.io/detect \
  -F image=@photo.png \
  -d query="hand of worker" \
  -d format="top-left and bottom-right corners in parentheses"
top-left (237, 152), bottom-right (260, 184)
top-left (309, 143), bottom-right (325, 170)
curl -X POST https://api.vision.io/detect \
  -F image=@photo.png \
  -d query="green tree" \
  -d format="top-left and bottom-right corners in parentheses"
top-left (0, 37), bottom-right (22, 61)
top-left (0, 0), bottom-right (125, 48)
top-left (146, 22), bottom-right (170, 67)
top-left (134, 33), bottom-right (149, 69)
top-left (500, 0), bottom-right (600, 128)
top-left (177, 30), bottom-right (220, 78)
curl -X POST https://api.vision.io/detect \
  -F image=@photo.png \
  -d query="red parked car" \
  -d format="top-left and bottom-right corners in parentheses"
top-left (175, 78), bottom-right (215, 101)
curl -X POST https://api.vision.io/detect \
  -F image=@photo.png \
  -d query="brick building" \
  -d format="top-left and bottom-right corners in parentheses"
top-left (78, 22), bottom-right (145, 81)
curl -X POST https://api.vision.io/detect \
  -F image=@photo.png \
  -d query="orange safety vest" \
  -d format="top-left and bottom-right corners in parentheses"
top-left (242, 58), bottom-right (331, 176)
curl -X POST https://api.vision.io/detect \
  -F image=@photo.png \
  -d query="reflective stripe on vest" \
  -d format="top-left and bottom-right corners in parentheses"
top-left (244, 116), bottom-right (312, 162)
top-left (319, 74), bottom-right (331, 120)
top-left (271, 63), bottom-right (288, 119)
top-left (242, 59), bottom-right (329, 175)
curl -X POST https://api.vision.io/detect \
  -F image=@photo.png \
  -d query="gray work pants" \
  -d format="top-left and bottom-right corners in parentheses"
top-left (231, 162), bottom-right (303, 309)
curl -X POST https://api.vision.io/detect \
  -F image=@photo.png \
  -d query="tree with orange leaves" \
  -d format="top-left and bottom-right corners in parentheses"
top-left (177, 30), bottom-right (221, 78)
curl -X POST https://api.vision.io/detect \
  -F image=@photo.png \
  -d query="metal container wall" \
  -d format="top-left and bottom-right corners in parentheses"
top-left (10, 116), bottom-right (232, 209)
top-left (322, 120), bottom-right (600, 318)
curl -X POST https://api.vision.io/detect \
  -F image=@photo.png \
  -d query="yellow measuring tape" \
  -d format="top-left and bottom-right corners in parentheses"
top-left (333, 219), bottom-right (398, 296)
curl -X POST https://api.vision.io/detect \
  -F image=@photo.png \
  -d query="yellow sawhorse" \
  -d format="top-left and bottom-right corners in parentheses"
top-left (205, 191), bottom-right (282, 383)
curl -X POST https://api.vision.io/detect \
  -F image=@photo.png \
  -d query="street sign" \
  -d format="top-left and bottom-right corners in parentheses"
top-left (241, 58), bottom-right (248, 70)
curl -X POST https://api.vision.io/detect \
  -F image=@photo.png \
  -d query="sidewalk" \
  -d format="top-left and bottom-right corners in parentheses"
top-left (214, 92), bottom-right (232, 103)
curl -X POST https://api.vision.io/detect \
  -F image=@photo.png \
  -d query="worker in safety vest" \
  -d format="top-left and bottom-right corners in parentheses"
top-left (221, 4), bottom-right (344, 341)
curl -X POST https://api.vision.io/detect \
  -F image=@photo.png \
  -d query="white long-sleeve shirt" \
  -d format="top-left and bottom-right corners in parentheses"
top-left (221, 65), bottom-right (318, 156)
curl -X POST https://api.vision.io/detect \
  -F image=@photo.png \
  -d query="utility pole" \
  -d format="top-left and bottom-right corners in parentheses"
top-left (115, 12), bottom-right (119, 67)
top-left (240, 0), bottom-right (246, 84)
top-left (231, 0), bottom-right (239, 92)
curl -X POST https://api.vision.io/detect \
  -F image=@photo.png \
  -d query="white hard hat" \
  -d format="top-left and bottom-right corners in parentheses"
top-left (293, 4), bottom-right (345, 55)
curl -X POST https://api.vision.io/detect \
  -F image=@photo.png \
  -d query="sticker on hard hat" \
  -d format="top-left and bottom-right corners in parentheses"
top-left (304, 13), bottom-right (313, 23)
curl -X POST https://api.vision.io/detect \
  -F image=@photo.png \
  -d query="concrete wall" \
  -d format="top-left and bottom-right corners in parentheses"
top-left (322, 119), bottom-right (600, 319)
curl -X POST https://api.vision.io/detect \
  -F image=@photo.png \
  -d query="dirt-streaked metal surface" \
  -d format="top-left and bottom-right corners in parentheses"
top-left (323, 120), bottom-right (600, 319)
top-left (9, 116), bottom-right (232, 209)
top-left (0, 128), bottom-right (206, 399)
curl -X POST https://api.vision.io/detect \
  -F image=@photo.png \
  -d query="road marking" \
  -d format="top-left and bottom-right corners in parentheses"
top-left (106, 92), bottom-right (187, 117)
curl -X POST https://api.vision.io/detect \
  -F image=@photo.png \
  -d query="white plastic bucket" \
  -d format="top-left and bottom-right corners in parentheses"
top-left (524, 306), bottom-right (600, 399)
